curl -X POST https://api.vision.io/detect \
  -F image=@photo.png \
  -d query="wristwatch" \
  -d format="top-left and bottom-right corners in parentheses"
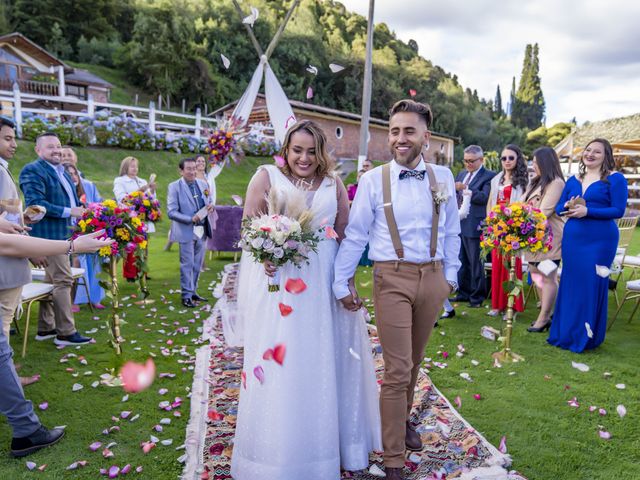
top-left (447, 280), bottom-right (458, 293)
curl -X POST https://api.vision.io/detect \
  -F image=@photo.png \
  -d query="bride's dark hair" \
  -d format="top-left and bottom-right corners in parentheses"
top-left (278, 120), bottom-right (335, 178)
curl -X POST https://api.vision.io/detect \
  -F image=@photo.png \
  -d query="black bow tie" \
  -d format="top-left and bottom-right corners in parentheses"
top-left (399, 169), bottom-right (425, 181)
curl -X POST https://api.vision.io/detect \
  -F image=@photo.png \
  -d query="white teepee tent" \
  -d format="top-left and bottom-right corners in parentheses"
top-left (230, 0), bottom-right (300, 145)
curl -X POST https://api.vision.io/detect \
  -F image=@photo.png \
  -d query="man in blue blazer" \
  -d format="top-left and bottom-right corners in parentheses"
top-left (451, 145), bottom-right (496, 309)
top-left (167, 158), bottom-right (213, 308)
top-left (19, 133), bottom-right (91, 346)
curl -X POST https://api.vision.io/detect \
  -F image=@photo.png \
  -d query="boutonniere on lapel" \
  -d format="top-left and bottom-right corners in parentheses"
top-left (203, 189), bottom-right (210, 198)
top-left (431, 182), bottom-right (450, 214)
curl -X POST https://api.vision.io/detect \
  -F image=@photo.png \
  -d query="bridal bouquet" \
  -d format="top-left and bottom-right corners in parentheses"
top-left (239, 189), bottom-right (320, 292)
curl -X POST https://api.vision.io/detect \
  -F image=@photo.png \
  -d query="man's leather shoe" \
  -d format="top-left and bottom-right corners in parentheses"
top-left (11, 426), bottom-right (65, 457)
top-left (192, 294), bottom-right (208, 302)
top-left (405, 421), bottom-right (422, 451)
top-left (385, 467), bottom-right (405, 480)
top-left (440, 309), bottom-right (455, 319)
top-left (182, 298), bottom-right (196, 308)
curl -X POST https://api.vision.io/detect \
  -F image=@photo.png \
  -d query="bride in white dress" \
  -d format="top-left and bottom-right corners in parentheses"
top-left (230, 121), bottom-right (381, 479)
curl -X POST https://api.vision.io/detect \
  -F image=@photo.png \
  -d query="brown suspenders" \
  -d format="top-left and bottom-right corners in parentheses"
top-left (382, 162), bottom-right (440, 262)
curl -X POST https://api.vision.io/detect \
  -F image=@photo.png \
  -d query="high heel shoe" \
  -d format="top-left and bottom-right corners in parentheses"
top-left (527, 320), bottom-right (551, 332)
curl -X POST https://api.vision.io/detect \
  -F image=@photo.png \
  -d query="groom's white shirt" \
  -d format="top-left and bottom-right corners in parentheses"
top-left (333, 158), bottom-right (461, 299)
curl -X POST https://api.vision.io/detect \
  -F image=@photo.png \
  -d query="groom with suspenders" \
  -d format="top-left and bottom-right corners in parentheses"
top-left (334, 100), bottom-right (461, 480)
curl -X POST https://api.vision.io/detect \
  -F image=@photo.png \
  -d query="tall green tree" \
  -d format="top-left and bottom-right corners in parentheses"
top-left (494, 84), bottom-right (503, 118)
top-left (512, 43), bottom-right (545, 129)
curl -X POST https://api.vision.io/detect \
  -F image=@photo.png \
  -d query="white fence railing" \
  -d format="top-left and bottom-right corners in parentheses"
top-left (0, 84), bottom-right (217, 139)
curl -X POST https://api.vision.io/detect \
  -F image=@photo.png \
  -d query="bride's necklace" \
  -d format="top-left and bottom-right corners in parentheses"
top-left (290, 173), bottom-right (317, 191)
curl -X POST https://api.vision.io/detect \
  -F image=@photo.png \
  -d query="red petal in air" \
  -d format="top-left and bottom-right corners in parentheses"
top-left (273, 344), bottom-right (286, 366)
top-left (285, 278), bottom-right (307, 294)
top-left (278, 303), bottom-right (293, 316)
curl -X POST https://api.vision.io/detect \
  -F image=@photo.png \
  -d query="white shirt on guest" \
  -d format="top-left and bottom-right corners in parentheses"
top-left (333, 157), bottom-right (461, 300)
top-left (113, 175), bottom-right (149, 202)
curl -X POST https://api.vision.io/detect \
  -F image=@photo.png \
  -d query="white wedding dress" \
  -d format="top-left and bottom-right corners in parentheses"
top-left (230, 165), bottom-right (381, 480)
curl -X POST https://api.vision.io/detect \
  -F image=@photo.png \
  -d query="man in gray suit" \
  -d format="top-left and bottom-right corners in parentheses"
top-left (167, 158), bottom-right (213, 308)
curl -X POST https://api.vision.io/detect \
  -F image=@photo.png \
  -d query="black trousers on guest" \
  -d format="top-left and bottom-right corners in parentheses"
top-left (457, 234), bottom-right (486, 305)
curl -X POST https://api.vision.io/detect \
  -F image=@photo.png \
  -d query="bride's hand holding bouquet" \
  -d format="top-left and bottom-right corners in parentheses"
top-left (239, 189), bottom-right (321, 292)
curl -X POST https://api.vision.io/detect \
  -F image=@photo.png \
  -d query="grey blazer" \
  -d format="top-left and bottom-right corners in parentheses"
top-left (167, 178), bottom-right (211, 242)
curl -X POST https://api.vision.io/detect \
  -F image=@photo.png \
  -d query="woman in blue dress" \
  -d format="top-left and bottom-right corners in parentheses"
top-left (548, 138), bottom-right (628, 352)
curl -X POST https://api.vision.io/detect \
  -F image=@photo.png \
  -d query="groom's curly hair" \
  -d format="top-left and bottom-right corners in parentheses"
top-left (278, 120), bottom-right (335, 179)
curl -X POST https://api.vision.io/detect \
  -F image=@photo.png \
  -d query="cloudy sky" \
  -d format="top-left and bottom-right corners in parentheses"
top-left (337, 0), bottom-right (640, 126)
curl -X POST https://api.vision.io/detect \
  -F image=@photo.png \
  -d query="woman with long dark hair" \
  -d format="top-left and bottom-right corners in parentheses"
top-left (523, 147), bottom-right (565, 332)
top-left (486, 144), bottom-right (529, 316)
top-left (548, 139), bottom-right (627, 352)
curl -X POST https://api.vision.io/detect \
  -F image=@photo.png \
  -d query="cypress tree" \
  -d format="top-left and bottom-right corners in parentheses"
top-left (494, 84), bottom-right (503, 118)
top-left (513, 43), bottom-right (545, 129)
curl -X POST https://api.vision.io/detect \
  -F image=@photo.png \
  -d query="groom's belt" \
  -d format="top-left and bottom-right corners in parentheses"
top-left (374, 259), bottom-right (443, 272)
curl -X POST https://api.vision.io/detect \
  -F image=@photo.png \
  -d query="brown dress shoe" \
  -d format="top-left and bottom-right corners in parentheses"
top-left (405, 421), bottom-right (423, 451)
top-left (385, 466), bottom-right (405, 480)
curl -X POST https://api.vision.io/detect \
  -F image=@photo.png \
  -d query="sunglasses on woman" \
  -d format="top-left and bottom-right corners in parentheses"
top-left (501, 155), bottom-right (516, 161)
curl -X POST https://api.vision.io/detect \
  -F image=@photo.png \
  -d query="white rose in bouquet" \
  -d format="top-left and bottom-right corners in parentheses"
top-left (273, 230), bottom-right (288, 245)
top-left (273, 247), bottom-right (285, 259)
top-left (251, 237), bottom-right (265, 249)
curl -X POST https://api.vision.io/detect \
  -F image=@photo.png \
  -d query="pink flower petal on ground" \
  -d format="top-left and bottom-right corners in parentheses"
top-left (102, 448), bottom-right (114, 458)
top-left (120, 411), bottom-right (131, 419)
top-left (442, 351), bottom-right (449, 359)
top-left (599, 408), bottom-right (607, 416)
top-left (121, 464), bottom-right (131, 474)
top-left (306, 86), bottom-right (314, 99)
top-left (599, 430), bottom-right (611, 440)
top-left (617, 405), bottom-right (627, 418)
top-left (454, 396), bottom-right (462, 408)
top-left (89, 441), bottom-right (102, 451)
top-left (108, 465), bottom-right (120, 478)
top-left (253, 366), bottom-right (265, 384)
top-left (473, 394), bottom-right (482, 400)
top-left (120, 359), bottom-right (156, 393)
top-left (141, 441), bottom-right (156, 454)
top-left (136, 466), bottom-right (143, 473)
top-left (231, 195), bottom-right (243, 206)
top-left (567, 397), bottom-right (580, 408)
top-left (409, 89), bottom-right (417, 97)
top-left (498, 435), bottom-right (507, 453)
top-left (158, 388), bottom-right (168, 395)
top-left (26, 461), bottom-right (36, 470)
top-left (285, 278), bottom-right (307, 294)
top-left (273, 155), bottom-right (286, 168)
top-left (39, 402), bottom-right (48, 410)
top-left (589, 406), bottom-right (598, 412)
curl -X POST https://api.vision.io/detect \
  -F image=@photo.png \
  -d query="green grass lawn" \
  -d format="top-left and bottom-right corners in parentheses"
top-left (1, 144), bottom-right (639, 478)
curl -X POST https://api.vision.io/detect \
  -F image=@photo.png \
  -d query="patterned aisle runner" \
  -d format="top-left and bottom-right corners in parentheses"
top-left (183, 264), bottom-right (526, 480)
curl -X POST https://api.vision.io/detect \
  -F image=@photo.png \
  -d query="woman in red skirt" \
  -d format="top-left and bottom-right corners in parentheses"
top-left (486, 144), bottom-right (530, 316)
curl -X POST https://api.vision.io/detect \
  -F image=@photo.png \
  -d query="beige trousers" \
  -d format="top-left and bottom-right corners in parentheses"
top-left (373, 260), bottom-right (450, 468)
top-left (38, 254), bottom-right (76, 336)
top-left (0, 286), bottom-right (23, 339)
